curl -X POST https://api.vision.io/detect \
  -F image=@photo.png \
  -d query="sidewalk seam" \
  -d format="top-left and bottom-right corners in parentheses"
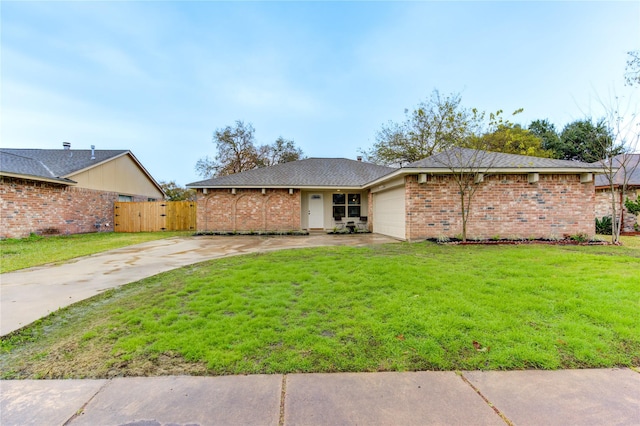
top-left (458, 372), bottom-right (514, 426)
top-left (62, 379), bottom-right (111, 425)
top-left (278, 374), bottom-right (287, 426)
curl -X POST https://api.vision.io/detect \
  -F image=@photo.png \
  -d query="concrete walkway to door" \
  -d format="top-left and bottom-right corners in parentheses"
top-left (0, 233), bottom-right (398, 336)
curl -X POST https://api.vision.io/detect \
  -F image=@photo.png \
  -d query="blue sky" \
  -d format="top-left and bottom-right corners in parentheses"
top-left (2, 1), bottom-right (639, 186)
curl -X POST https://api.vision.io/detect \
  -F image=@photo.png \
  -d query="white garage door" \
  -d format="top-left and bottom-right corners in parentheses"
top-left (373, 186), bottom-right (406, 240)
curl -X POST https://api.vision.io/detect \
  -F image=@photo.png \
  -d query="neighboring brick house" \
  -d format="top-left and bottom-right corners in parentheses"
top-left (188, 148), bottom-right (601, 241)
top-left (594, 154), bottom-right (640, 233)
top-left (0, 143), bottom-right (164, 239)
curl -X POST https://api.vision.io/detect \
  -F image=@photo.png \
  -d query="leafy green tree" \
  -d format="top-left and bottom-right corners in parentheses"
top-left (528, 119), bottom-right (563, 157)
top-left (160, 181), bottom-right (196, 201)
top-left (559, 119), bottom-right (620, 163)
top-left (479, 123), bottom-right (552, 157)
top-left (195, 121), bottom-right (304, 178)
top-left (363, 91), bottom-right (529, 241)
top-left (361, 90), bottom-right (471, 166)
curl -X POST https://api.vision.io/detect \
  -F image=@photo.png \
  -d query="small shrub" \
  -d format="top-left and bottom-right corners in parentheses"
top-left (436, 235), bottom-right (450, 244)
top-left (570, 233), bottom-right (589, 243)
top-left (624, 195), bottom-right (640, 216)
top-left (595, 216), bottom-right (613, 235)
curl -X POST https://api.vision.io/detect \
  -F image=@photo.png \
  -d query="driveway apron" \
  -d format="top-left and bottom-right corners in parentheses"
top-left (0, 234), bottom-right (398, 335)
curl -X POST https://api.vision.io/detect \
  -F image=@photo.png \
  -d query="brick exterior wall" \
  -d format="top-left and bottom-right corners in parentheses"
top-left (0, 177), bottom-right (147, 239)
top-left (405, 174), bottom-right (595, 240)
top-left (196, 188), bottom-right (302, 232)
top-left (595, 187), bottom-right (639, 232)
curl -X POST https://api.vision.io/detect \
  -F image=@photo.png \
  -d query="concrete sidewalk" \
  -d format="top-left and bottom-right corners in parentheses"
top-left (2, 369), bottom-right (638, 425)
top-left (0, 234), bottom-right (398, 335)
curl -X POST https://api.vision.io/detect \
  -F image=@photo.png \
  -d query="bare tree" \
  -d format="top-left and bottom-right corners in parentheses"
top-left (625, 50), bottom-right (640, 87)
top-left (429, 110), bottom-right (516, 242)
top-left (195, 121), bottom-right (304, 178)
top-left (257, 136), bottom-right (304, 167)
top-left (593, 95), bottom-right (640, 243)
top-left (195, 121), bottom-right (259, 178)
top-left (431, 147), bottom-right (497, 242)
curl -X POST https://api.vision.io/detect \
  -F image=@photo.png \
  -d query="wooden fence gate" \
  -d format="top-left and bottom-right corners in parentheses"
top-left (114, 201), bottom-right (197, 232)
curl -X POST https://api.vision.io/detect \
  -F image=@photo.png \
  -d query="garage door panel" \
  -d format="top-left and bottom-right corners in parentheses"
top-left (373, 186), bottom-right (405, 240)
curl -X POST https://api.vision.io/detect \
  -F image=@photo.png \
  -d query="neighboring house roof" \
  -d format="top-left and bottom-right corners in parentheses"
top-left (406, 147), bottom-right (599, 170)
top-left (0, 148), bottom-right (164, 195)
top-left (594, 154), bottom-right (640, 188)
top-left (0, 151), bottom-right (75, 184)
top-left (188, 158), bottom-right (396, 188)
top-left (1, 148), bottom-right (128, 179)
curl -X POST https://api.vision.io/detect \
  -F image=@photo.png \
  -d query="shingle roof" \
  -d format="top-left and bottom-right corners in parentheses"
top-left (594, 154), bottom-right (640, 187)
top-left (406, 147), bottom-right (598, 170)
top-left (188, 158), bottom-right (396, 188)
top-left (0, 149), bottom-right (129, 180)
top-left (0, 151), bottom-right (72, 183)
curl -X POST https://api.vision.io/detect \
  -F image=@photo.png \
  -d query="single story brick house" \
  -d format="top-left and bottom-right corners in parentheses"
top-left (594, 153), bottom-right (640, 232)
top-left (0, 143), bottom-right (164, 239)
top-left (187, 148), bottom-right (601, 241)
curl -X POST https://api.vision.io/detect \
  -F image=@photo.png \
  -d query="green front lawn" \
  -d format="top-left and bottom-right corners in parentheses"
top-left (2, 241), bottom-right (638, 378)
top-left (0, 231), bottom-right (193, 273)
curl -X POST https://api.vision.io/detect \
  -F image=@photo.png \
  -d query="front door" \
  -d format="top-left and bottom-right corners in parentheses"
top-left (308, 194), bottom-right (324, 229)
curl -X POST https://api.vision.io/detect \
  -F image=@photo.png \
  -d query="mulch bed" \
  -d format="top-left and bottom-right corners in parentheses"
top-left (428, 238), bottom-right (610, 246)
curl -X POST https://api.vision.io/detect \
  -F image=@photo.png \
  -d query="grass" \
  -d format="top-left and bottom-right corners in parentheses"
top-left (0, 231), bottom-right (193, 273)
top-left (1, 240), bottom-right (638, 379)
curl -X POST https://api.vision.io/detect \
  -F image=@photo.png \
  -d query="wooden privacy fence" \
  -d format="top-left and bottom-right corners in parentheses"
top-left (114, 201), bottom-right (197, 232)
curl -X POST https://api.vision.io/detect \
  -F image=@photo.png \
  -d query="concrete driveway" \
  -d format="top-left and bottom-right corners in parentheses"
top-left (0, 234), bottom-right (398, 335)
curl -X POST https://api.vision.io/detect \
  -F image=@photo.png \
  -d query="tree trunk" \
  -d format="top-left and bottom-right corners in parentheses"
top-left (611, 187), bottom-right (621, 244)
top-left (460, 192), bottom-right (467, 242)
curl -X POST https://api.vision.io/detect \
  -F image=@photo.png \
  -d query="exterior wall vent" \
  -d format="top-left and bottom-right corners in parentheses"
top-left (580, 173), bottom-right (593, 183)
